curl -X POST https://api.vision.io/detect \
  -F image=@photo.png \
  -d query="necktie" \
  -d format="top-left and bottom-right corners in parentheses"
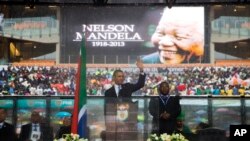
top-left (34, 124), bottom-right (37, 131)
top-left (160, 95), bottom-right (169, 104)
top-left (119, 85), bottom-right (122, 92)
top-left (163, 96), bottom-right (168, 101)
top-left (116, 85), bottom-right (121, 96)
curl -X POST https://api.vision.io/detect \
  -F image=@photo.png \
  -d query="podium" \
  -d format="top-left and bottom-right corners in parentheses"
top-left (104, 98), bottom-right (138, 141)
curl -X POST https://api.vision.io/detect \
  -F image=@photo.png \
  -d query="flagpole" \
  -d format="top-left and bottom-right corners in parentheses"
top-left (72, 35), bottom-right (87, 138)
top-left (71, 42), bottom-right (82, 134)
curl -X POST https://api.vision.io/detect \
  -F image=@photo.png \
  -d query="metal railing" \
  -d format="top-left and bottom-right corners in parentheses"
top-left (0, 95), bottom-right (250, 140)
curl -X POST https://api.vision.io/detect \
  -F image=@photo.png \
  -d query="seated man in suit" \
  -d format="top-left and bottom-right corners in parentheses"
top-left (19, 110), bottom-right (53, 141)
top-left (0, 108), bottom-right (17, 141)
top-left (55, 116), bottom-right (72, 139)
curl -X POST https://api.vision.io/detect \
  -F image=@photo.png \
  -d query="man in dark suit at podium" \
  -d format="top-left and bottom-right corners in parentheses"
top-left (103, 58), bottom-right (146, 140)
top-left (19, 110), bottom-right (53, 141)
top-left (0, 108), bottom-right (17, 141)
top-left (105, 58), bottom-right (146, 98)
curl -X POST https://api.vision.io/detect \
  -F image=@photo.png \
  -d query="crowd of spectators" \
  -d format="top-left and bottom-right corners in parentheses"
top-left (0, 65), bottom-right (250, 96)
top-left (0, 65), bottom-right (76, 96)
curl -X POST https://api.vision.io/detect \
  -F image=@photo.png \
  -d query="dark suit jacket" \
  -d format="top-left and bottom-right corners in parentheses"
top-left (0, 122), bottom-right (17, 141)
top-left (105, 73), bottom-right (146, 98)
top-left (55, 126), bottom-right (71, 139)
top-left (103, 73), bottom-right (146, 140)
top-left (19, 123), bottom-right (53, 141)
top-left (149, 96), bottom-right (181, 134)
top-left (104, 73), bottom-right (146, 113)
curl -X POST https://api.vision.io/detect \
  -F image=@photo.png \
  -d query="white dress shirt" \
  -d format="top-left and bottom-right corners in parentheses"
top-left (32, 123), bottom-right (40, 132)
top-left (114, 84), bottom-right (122, 97)
top-left (0, 122), bottom-right (4, 128)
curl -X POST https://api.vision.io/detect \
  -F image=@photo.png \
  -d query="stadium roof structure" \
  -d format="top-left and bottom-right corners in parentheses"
top-left (0, 0), bottom-right (250, 6)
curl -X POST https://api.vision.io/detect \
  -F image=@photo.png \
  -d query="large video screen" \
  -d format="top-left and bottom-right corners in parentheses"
top-left (61, 6), bottom-right (205, 64)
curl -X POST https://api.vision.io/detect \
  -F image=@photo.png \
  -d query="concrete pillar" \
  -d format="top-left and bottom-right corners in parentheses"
top-left (210, 6), bottom-right (215, 64)
top-left (210, 43), bottom-right (215, 64)
top-left (55, 7), bottom-right (60, 64)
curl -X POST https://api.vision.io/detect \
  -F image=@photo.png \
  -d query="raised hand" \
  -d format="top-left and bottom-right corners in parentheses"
top-left (136, 58), bottom-right (144, 72)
